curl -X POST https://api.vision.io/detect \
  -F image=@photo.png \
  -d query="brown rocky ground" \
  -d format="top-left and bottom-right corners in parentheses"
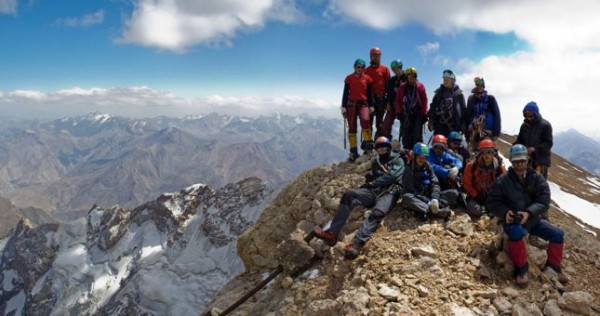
top-left (205, 135), bottom-right (600, 315)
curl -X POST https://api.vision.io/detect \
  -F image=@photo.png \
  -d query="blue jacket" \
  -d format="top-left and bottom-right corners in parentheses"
top-left (426, 148), bottom-right (463, 181)
top-left (402, 162), bottom-right (440, 200)
top-left (466, 90), bottom-right (501, 137)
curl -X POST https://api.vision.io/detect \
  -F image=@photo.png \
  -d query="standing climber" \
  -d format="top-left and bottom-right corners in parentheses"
top-left (487, 144), bottom-right (569, 286)
top-left (390, 67), bottom-right (428, 151)
top-left (311, 137), bottom-right (405, 259)
top-left (466, 77), bottom-right (501, 153)
top-left (381, 59), bottom-right (406, 140)
top-left (514, 101), bottom-right (553, 179)
top-left (341, 58), bottom-right (374, 162)
top-left (428, 69), bottom-right (467, 137)
top-left (365, 47), bottom-right (391, 139)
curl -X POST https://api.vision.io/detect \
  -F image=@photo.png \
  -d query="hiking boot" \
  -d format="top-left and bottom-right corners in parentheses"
top-left (557, 272), bottom-right (570, 284)
top-left (515, 273), bottom-right (528, 286)
top-left (432, 207), bottom-right (452, 219)
top-left (347, 152), bottom-right (360, 162)
top-left (344, 242), bottom-right (363, 260)
top-left (311, 229), bottom-right (337, 246)
top-left (414, 210), bottom-right (428, 221)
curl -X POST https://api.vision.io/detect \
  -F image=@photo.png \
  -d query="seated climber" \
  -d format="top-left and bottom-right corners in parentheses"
top-left (463, 139), bottom-right (505, 216)
top-left (427, 134), bottom-right (463, 192)
top-left (401, 142), bottom-right (457, 221)
top-left (487, 144), bottom-right (569, 286)
top-left (311, 136), bottom-right (404, 259)
top-left (447, 131), bottom-right (470, 172)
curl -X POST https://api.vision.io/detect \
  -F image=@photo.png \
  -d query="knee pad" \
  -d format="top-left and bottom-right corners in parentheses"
top-left (505, 223), bottom-right (527, 241)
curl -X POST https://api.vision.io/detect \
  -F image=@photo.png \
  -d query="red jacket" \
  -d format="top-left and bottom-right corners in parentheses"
top-left (463, 156), bottom-right (506, 199)
top-left (365, 65), bottom-right (390, 94)
top-left (344, 73), bottom-right (372, 101)
top-left (395, 81), bottom-right (428, 116)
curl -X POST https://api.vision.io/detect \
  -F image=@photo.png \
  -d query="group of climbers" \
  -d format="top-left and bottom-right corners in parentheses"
top-left (321, 47), bottom-right (564, 286)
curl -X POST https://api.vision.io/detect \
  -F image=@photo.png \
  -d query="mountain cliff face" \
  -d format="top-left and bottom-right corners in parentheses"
top-left (0, 112), bottom-right (345, 214)
top-left (205, 135), bottom-right (600, 315)
top-left (0, 177), bottom-right (275, 315)
top-left (554, 129), bottom-right (600, 177)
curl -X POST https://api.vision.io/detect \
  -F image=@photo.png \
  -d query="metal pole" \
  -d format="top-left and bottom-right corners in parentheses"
top-left (343, 117), bottom-right (347, 150)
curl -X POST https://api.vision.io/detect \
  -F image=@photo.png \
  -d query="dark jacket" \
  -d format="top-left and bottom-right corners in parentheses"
top-left (487, 167), bottom-right (550, 231)
top-left (515, 114), bottom-right (553, 167)
top-left (466, 91), bottom-right (501, 137)
top-left (385, 74), bottom-right (406, 106)
top-left (428, 84), bottom-right (467, 137)
top-left (371, 151), bottom-right (405, 189)
top-left (402, 161), bottom-right (440, 200)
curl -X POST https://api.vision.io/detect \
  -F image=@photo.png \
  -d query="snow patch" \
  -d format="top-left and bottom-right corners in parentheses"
top-left (549, 181), bottom-right (600, 229)
top-left (575, 222), bottom-right (597, 236)
top-left (585, 176), bottom-right (600, 189)
top-left (89, 207), bottom-right (105, 229)
top-left (294, 116), bottom-right (304, 124)
top-left (4, 290), bottom-right (25, 316)
top-left (0, 236), bottom-right (8, 253)
top-left (2, 269), bottom-right (18, 291)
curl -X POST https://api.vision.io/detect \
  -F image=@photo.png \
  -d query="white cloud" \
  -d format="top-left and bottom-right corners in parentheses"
top-left (56, 10), bottom-right (105, 27)
top-left (0, 0), bottom-right (17, 14)
top-left (0, 86), bottom-right (338, 119)
top-left (118, 0), bottom-right (304, 52)
top-left (328, 0), bottom-right (600, 136)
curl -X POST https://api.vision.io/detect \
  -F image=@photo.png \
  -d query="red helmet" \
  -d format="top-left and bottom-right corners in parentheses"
top-left (432, 134), bottom-right (447, 146)
top-left (478, 138), bottom-right (495, 151)
top-left (370, 47), bottom-right (381, 55)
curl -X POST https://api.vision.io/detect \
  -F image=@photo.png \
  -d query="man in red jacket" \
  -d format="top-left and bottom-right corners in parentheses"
top-left (341, 58), bottom-right (374, 161)
top-left (391, 67), bottom-right (428, 151)
top-left (463, 139), bottom-right (505, 216)
top-left (365, 47), bottom-right (391, 140)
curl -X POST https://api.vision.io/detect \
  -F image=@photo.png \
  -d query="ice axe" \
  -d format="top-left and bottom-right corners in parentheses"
top-left (343, 117), bottom-right (347, 150)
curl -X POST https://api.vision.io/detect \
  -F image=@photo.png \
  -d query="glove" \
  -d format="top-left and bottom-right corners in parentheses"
top-left (360, 182), bottom-right (376, 189)
top-left (448, 167), bottom-right (459, 180)
top-left (340, 107), bottom-right (347, 117)
top-left (369, 106), bottom-right (375, 114)
top-left (428, 199), bottom-right (439, 214)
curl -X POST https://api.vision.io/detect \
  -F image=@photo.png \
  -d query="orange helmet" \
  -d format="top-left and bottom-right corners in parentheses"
top-left (432, 134), bottom-right (447, 146)
top-left (370, 47), bottom-right (381, 55)
top-left (478, 138), bottom-right (495, 151)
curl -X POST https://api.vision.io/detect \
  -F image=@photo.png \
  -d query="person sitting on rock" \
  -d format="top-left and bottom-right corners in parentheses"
top-left (427, 134), bottom-right (463, 192)
top-left (463, 139), bottom-right (505, 216)
top-left (447, 131), bottom-right (470, 173)
top-left (487, 144), bottom-right (569, 286)
top-left (311, 136), bottom-right (404, 259)
top-left (401, 142), bottom-right (456, 221)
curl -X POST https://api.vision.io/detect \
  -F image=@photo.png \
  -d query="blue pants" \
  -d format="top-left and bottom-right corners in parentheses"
top-left (504, 219), bottom-right (564, 243)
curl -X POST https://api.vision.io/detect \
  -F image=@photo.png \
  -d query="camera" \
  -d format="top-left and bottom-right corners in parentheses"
top-left (512, 212), bottom-right (523, 225)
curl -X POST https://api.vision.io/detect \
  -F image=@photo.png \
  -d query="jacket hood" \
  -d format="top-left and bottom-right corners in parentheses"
top-left (523, 101), bottom-right (540, 118)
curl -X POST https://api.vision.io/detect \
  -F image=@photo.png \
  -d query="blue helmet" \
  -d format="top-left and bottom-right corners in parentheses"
top-left (509, 144), bottom-right (529, 162)
top-left (412, 142), bottom-right (429, 157)
top-left (448, 131), bottom-right (462, 142)
top-left (375, 136), bottom-right (392, 149)
top-left (354, 58), bottom-right (366, 67)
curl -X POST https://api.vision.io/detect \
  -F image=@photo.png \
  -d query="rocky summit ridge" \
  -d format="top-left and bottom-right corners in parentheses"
top-left (205, 136), bottom-right (600, 316)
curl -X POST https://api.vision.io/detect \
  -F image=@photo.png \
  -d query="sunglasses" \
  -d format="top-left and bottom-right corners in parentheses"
top-left (355, 65), bottom-right (365, 69)
top-left (481, 149), bottom-right (495, 155)
top-left (511, 159), bottom-right (527, 164)
top-left (474, 79), bottom-right (484, 86)
top-left (433, 145), bottom-right (445, 151)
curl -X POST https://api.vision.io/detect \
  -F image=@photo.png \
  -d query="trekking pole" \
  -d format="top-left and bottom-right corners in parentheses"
top-left (343, 117), bottom-right (347, 150)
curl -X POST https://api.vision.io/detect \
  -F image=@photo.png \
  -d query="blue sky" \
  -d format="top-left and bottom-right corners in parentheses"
top-left (1, 0), bottom-right (599, 138)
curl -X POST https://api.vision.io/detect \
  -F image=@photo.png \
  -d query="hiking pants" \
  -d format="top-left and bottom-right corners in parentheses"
top-left (402, 190), bottom-right (457, 216)
top-left (401, 114), bottom-right (424, 150)
top-left (327, 188), bottom-right (399, 244)
top-left (381, 109), bottom-right (396, 140)
top-left (504, 220), bottom-right (564, 275)
top-left (372, 94), bottom-right (387, 139)
top-left (346, 101), bottom-right (372, 149)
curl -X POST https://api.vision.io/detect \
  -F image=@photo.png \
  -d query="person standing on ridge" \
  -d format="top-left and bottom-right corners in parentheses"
top-left (311, 137), bottom-right (404, 260)
top-left (365, 47), bottom-right (391, 139)
top-left (381, 59), bottom-right (406, 140)
top-left (391, 67), bottom-right (428, 151)
top-left (402, 143), bottom-right (454, 221)
top-left (514, 101), bottom-right (553, 179)
top-left (487, 144), bottom-right (569, 286)
top-left (341, 58), bottom-right (374, 162)
top-left (463, 139), bottom-right (505, 216)
top-left (428, 69), bottom-right (467, 138)
top-left (466, 77), bottom-right (501, 153)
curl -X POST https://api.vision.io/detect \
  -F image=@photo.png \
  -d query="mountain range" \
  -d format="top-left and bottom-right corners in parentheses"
top-left (554, 129), bottom-right (600, 176)
top-left (0, 112), bottom-right (346, 217)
